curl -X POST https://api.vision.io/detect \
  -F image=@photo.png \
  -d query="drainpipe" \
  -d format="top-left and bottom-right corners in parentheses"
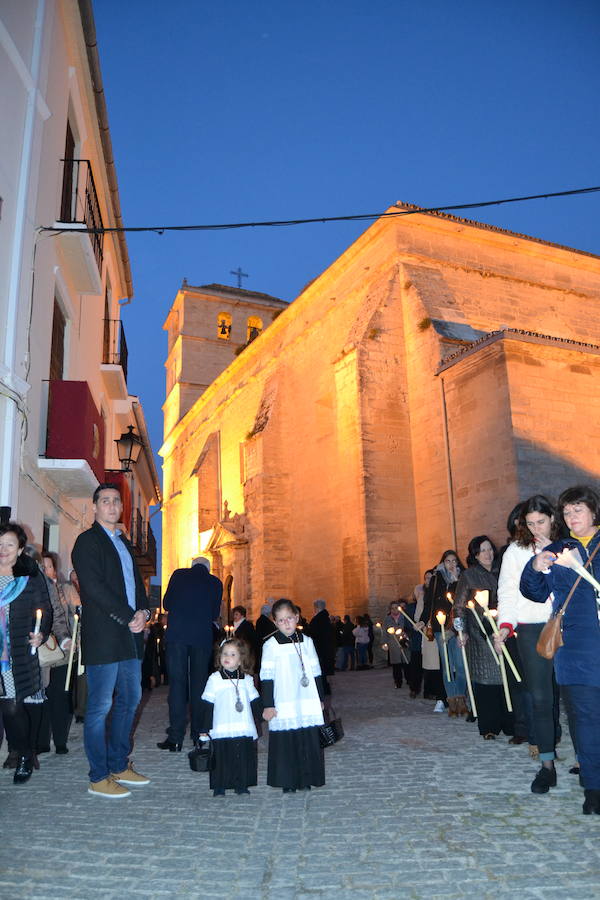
top-left (1, 0), bottom-right (47, 508)
top-left (439, 375), bottom-right (457, 550)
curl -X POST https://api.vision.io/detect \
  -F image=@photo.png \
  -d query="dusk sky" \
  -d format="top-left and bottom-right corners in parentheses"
top-left (93, 0), bottom-right (600, 569)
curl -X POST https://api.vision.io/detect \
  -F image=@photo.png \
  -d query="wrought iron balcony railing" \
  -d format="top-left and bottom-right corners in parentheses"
top-left (102, 318), bottom-right (128, 385)
top-left (59, 158), bottom-right (104, 272)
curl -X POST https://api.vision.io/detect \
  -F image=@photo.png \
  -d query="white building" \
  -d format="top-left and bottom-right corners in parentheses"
top-left (0, 0), bottom-right (160, 581)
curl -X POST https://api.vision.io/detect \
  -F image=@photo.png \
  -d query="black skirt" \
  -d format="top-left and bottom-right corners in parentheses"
top-left (209, 737), bottom-right (258, 791)
top-left (267, 726), bottom-right (325, 789)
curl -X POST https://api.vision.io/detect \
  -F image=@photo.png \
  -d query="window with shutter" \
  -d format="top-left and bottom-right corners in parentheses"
top-left (49, 299), bottom-right (66, 381)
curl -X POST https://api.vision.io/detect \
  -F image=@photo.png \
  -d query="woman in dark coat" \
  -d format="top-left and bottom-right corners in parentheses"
top-left (421, 550), bottom-right (465, 714)
top-left (455, 536), bottom-right (514, 740)
top-left (0, 522), bottom-right (53, 783)
top-left (520, 485), bottom-right (600, 814)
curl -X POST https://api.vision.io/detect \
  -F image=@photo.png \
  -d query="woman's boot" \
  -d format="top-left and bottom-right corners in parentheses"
top-left (454, 695), bottom-right (468, 717)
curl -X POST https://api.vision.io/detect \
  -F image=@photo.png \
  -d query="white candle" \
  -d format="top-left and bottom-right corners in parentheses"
top-left (398, 608), bottom-right (419, 628)
top-left (31, 608), bottom-right (42, 655)
top-left (467, 600), bottom-right (500, 665)
top-left (436, 611), bottom-right (452, 682)
top-left (483, 608), bottom-right (522, 683)
top-left (64, 613), bottom-right (78, 690)
top-left (460, 641), bottom-right (477, 717)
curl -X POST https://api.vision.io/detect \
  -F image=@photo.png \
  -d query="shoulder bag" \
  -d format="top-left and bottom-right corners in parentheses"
top-left (38, 633), bottom-right (66, 668)
top-left (536, 543), bottom-right (600, 660)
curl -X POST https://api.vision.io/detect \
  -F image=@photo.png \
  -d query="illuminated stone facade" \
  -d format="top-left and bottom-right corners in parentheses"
top-left (161, 208), bottom-right (600, 619)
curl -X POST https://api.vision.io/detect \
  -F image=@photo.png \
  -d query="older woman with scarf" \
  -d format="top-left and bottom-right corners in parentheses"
top-left (0, 522), bottom-right (52, 783)
top-left (420, 550), bottom-right (465, 715)
top-left (455, 536), bottom-right (514, 740)
top-left (520, 485), bottom-right (600, 815)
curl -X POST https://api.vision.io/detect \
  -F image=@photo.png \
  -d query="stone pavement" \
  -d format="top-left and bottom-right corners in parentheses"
top-left (1, 668), bottom-right (600, 900)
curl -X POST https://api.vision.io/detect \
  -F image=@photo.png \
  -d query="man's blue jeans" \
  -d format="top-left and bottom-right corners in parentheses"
top-left (84, 659), bottom-right (142, 783)
top-left (165, 642), bottom-right (210, 744)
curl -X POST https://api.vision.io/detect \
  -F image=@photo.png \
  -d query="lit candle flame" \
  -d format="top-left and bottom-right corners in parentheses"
top-left (395, 628), bottom-right (403, 635)
top-left (436, 611), bottom-right (446, 626)
top-left (387, 626), bottom-right (395, 634)
top-left (467, 600), bottom-right (475, 609)
top-left (474, 590), bottom-right (489, 609)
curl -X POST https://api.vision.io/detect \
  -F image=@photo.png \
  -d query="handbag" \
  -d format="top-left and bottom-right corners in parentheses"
top-left (188, 737), bottom-right (214, 772)
top-left (37, 633), bottom-right (66, 668)
top-left (319, 707), bottom-right (344, 748)
top-left (536, 542), bottom-right (600, 660)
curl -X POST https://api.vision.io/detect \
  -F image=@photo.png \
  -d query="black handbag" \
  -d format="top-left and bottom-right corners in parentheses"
top-left (319, 708), bottom-right (344, 748)
top-left (188, 737), bottom-right (214, 772)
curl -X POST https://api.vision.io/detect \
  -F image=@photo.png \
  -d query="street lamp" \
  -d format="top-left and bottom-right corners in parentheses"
top-left (115, 425), bottom-right (143, 472)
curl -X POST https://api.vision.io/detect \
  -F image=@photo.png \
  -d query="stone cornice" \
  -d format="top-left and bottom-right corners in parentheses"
top-left (436, 328), bottom-right (600, 374)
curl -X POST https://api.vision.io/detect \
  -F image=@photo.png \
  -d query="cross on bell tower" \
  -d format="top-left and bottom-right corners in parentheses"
top-left (230, 267), bottom-right (248, 289)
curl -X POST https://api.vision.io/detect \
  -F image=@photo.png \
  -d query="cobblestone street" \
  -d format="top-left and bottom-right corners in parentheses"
top-left (2, 668), bottom-right (599, 900)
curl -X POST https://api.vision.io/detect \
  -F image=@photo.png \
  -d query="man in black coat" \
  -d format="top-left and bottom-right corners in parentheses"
top-left (254, 601), bottom-right (275, 675)
top-left (72, 483), bottom-right (152, 799)
top-left (232, 604), bottom-right (258, 672)
top-left (308, 598), bottom-right (336, 696)
top-left (157, 557), bottom-right (222, 751)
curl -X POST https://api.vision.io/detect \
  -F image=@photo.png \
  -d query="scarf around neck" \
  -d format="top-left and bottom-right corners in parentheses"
top-left (0, 576), bottom-right (29, 673)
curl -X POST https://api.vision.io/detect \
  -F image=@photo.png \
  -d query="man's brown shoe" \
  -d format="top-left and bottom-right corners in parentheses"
top-left (112, 763), bottom-right (150, 786)
top-left (88, 776), bottom-right (131, 798)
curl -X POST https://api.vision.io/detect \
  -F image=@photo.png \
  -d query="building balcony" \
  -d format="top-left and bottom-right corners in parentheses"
top-left (100, 319), bottom-right (129, 399)
top-left (131, 507), bottom-right (157, 578)
top-left (38, 381), bottom-right (105, 496)
top-left (54, 159), bottom-right (104, 295)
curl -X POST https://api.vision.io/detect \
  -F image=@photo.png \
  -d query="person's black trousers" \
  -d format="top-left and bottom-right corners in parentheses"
top-left (39, 665), bottom-right (73, 750)
top-left (1, 700), bottom-right (43, 755)
top-left (408, 651), bottom-right (423, 695)
top-left (516, 623), bottom-right (559, 756)
top-left (165, 642), bottom-right (211, 743)
top-left (473, 682), bottom-right (514, 736)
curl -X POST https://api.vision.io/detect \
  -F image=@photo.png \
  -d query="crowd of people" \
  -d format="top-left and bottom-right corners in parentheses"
top-left (1, 481), bottom-right (599, 814)
top-left (388, 485), bottom-right (600, 816)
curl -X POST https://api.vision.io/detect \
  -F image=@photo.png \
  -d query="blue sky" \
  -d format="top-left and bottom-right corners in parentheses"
top-left (93, 0), bottom-right (600, 573)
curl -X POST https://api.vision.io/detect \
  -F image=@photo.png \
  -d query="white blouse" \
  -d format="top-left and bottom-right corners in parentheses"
top-left (201, 671), bottom-right (259, 740)
top-left (260, 633), bottom-right (324, 732)
top-left (497, 541), bottom-right (553, 630)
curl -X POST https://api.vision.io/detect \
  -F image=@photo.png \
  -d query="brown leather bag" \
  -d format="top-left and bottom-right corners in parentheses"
top-left (536, 543), bottom-right (600, 659)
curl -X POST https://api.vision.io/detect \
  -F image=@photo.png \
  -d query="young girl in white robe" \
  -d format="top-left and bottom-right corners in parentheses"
top-left (199, 638), bottom-right (262, 796)
top-left (261, 599), bottom-right (325, 792)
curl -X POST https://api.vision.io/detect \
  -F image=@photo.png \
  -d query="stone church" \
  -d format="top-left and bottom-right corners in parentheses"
top-left (160, 205), bottom-right (600, 619)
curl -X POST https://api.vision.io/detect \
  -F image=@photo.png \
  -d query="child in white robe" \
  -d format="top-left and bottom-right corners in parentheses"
top-left (199, 638), bottom-right (262, 796)
top-left (261, 598), bottom-right (325, 792)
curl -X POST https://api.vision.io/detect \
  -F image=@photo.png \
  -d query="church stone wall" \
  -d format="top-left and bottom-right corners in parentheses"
top-left (161, 209), bottom-right (600, 618)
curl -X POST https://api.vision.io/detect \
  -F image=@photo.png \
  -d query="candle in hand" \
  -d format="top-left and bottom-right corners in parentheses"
top-left (436, 611), bottom-right (452, 682)
top-left (31, 608), bottom-right (42, 655)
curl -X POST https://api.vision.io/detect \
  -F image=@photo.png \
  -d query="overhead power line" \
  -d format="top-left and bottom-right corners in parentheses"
top-left (40, 184), bottom-right (600, 236)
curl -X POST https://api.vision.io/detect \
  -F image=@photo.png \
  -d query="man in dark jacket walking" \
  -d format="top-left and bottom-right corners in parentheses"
top-left (157, 557), bottom-right (222, 751)
top-left (72, 483), bottom-right (152, 799)
top-left (308, 599), bottom-right (336, 696)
